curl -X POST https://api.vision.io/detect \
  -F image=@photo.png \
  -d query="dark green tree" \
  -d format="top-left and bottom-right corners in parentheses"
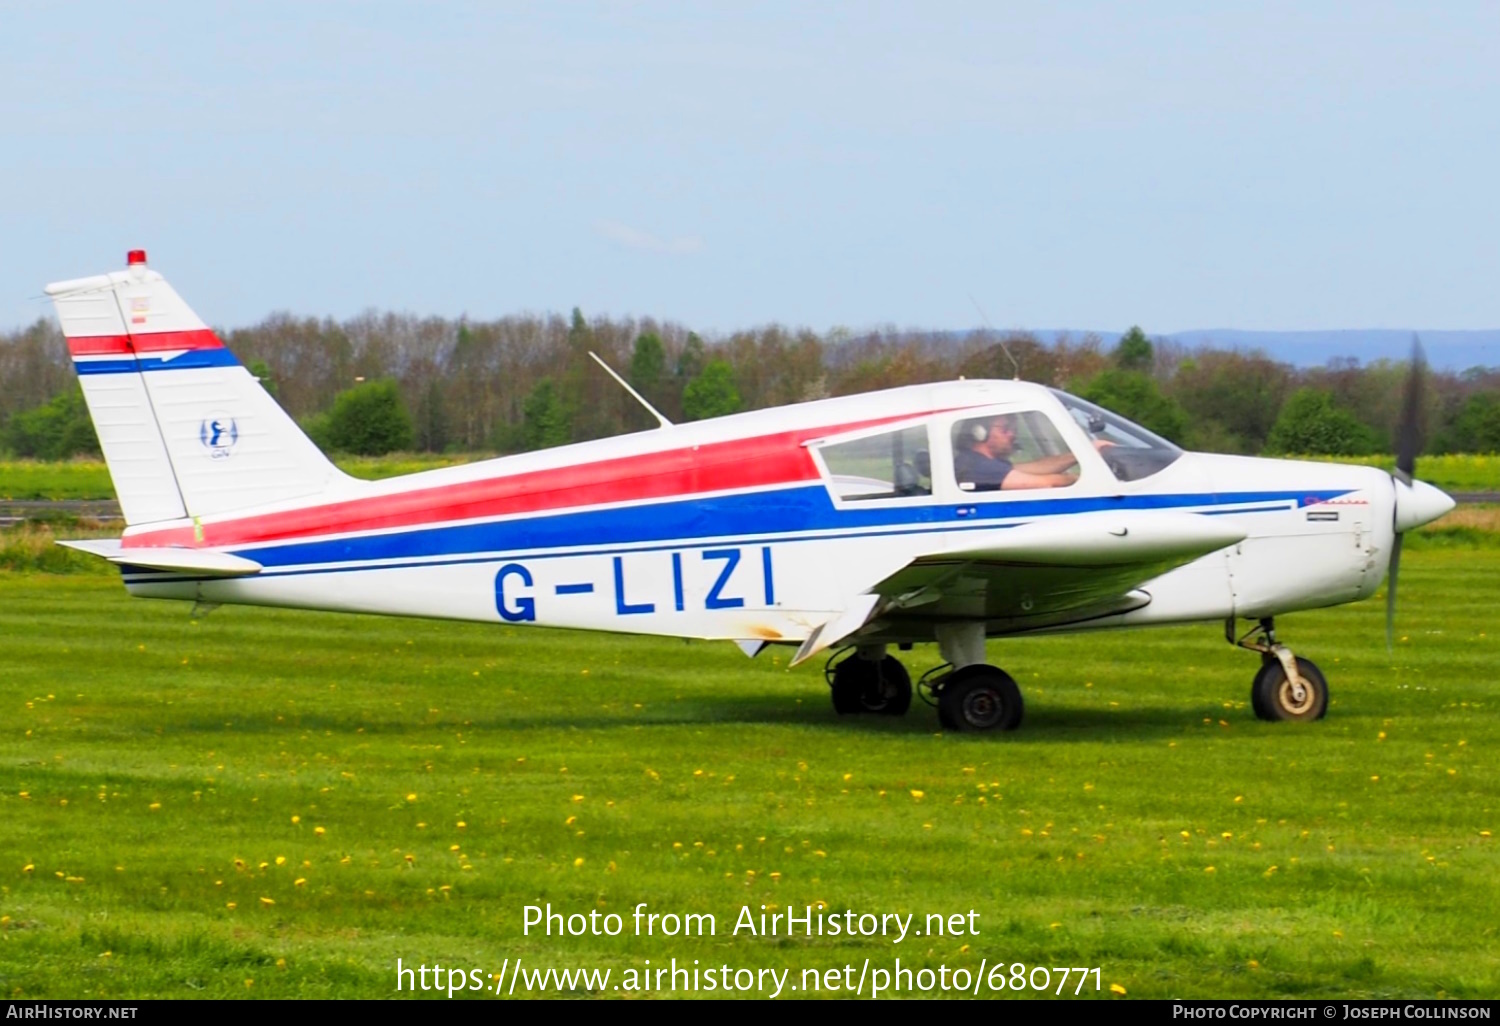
top-left (1, 386), bottom-right (100, 459)
top-left (1114, 326), bottom-right (1154, 372)
top-left (247, 358), bottom-right (278, 398)
top-left (1435, 391), bottom-right (1500, 453)
top-left (682, 359), bottom-right (741, 421)
top-left (317, 379), bottom-right (414, 455)
top-left (1076, 368), bottom-right (1188, 442)
top-left (415, 379), bottom-right (450, 453)
top-left (676, 332), bottom-right (706, 381)
top-left (521, 378), bottom-right (572, 450)
top-left (1266, 388), bottom-right (1380, 455)
top-left (629, 333), bottom-right (666, 397)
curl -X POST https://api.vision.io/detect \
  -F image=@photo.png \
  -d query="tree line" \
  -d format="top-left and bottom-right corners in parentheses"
top-left (2, 311), bottom-right (1498, 459)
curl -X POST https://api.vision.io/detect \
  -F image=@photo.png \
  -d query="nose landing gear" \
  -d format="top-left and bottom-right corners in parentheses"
top-left (1228, 617), bottom-right (1329, 722)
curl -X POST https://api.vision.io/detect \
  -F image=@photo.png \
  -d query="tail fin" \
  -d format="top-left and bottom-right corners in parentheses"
top-left (45, 251), bottom-right (345, 525)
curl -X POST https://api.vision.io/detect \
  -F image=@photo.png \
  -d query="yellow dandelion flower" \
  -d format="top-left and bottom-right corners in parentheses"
top-left (276, 958), bottom-right (287, 969)
top-left (245, 980), bottom-right (253, 988)
top-left (573, 857), bottom-right (585, 867)
top-left (960, 944), bottom-right (970, 953)
top-left (314, 826), bottom-right (325, 836)
top-left (404, 854), bottom-right (415, 864)
top-left (1248, 960), bottom-right (1260, 969)
top-left (1333, 930), bottom-right (1344, 938)
top-left (291, 815), bottom-right (300, 824)
top-left (148, 803), bottom-right (161, 811)
top-left (572, 794), bottom-right (585, 802)
top-left (294, 878), bottom-right (306, 887)
top-left (259, 897), bottom-right (274, 906)
top-left (456, 821), bottom-right (467, 829)
top-left (1204, 866), bottom-right (1216, 873)
top-left (769, 872), bottom-right (781, 880)
top-left (22, 864), bottom-right (34, 874)
top-left (274, 856), bottom-right (286, 866)
top-left (406, 793), bottom-right (417, 802)
top-left (565, 816), bottom-right (577, 826)
top-left (1110, 983), bottom-right (1127, 995)
top-left (909, 790), bottom-right (924, 800)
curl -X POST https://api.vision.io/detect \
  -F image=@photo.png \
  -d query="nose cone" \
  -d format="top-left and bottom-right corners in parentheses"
top-left (1394, 478), bottom-right (1456, 532)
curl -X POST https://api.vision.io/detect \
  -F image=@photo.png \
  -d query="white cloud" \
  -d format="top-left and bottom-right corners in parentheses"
top-left (594, 219), bottom-right (703, 255)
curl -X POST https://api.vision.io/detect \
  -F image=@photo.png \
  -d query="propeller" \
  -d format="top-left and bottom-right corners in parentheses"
top-left (1386, 335), bottom-right (1427, 650)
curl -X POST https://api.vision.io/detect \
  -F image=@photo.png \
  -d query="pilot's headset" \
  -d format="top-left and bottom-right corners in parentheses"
top-left (966, 417), bottom-right (1004, 442)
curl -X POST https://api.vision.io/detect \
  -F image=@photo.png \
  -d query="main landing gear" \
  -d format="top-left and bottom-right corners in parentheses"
top-left (826, 646), bottom-right (912, 716)
top-left (825, 624), bottom-right (1025, 733)
top-left (1228, 616), bottom-right (1329, 722)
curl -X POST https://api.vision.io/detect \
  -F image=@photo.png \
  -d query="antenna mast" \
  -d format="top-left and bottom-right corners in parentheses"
top-left (588, 352), bottom-right (673, 429)
top-left (967, 294), bottom-right (1021, 380)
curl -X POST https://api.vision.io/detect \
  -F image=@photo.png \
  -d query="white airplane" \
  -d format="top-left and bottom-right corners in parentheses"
top-left (45, 252), bottom-right (1456, 732)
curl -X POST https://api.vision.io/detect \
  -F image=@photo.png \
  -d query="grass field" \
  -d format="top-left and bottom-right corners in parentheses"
top-left (4, 452), bottom-right (1498, 502)
top-left (0, 547), bottom-right (1496, 1000)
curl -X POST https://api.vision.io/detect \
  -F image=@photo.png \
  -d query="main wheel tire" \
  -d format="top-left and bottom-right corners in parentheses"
top-left (830, 656), bottom-right (912, 716)
top-left (1250, 656), bottom-right (1328, 722)
top-left (937, 665), bottom-right (1024, 732)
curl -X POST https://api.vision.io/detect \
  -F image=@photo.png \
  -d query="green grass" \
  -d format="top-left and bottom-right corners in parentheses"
top-left (5, 452), bottom-right (1496, 502)
top-left (1315, 453), bottom-right (1500, 493)
top-left (0, 551), bottom-right (1496, 1000)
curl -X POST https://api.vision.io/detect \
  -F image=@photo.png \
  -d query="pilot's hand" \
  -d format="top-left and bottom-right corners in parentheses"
top-left (1092, 438), bottom-right (1117, 452)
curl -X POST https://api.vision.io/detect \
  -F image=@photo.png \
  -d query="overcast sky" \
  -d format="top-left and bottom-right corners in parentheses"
top-left (4, 2), bottom-right (1498, 335)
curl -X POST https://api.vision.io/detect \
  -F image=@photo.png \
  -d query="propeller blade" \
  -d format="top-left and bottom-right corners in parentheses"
top-left (1393, 335), bottom-right (1427, 485)
top-left (1386, 529), bottom-right (1403, 652)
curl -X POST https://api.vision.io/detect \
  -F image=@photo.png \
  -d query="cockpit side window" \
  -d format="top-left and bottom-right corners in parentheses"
top-left (1048, 388), bottom-right (1183, 481)
top-left (951, 410), bottom-right (1082, 492)
top-left (816, 425), bottom-right (932, 502)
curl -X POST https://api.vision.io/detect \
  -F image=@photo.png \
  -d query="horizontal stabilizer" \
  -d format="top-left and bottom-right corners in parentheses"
top-left (58, 539), bottom-right (263, 577)
top-left (948, 511), bottom-right (1246, 566)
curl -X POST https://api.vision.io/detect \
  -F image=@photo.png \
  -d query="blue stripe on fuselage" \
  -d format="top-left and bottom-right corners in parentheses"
top-left (226, 485), bottom-right (1346, 572)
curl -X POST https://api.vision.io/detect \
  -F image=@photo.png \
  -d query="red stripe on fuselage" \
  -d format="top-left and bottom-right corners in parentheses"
top-left (65, 329), bottom-right (224, 359)
top-left (123, 412), bottom-right (929, 551)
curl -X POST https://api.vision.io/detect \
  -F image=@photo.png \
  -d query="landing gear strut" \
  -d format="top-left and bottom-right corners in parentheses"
top-left (826, 646), bottom-right (912, 716)
top-left (922, 622), bottom-right (1025, 733)
top-left (1228, 616), bottom-right (1329, 722)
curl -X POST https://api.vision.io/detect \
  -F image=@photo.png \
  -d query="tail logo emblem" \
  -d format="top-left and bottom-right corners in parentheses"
top-left (199, 416), bottom-right (240, 460)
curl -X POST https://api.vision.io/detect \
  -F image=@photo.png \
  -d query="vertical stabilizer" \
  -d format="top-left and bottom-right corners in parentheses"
top-left (46, 252), bottom-right (348, 524)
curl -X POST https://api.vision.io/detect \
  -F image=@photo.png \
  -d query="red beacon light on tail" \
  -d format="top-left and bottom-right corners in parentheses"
top-left (126, 249), bottom-right (147, 266)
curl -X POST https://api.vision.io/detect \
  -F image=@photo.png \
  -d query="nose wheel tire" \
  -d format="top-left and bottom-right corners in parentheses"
top-left (1251, 656), bottom-right (1328, 722)
top-left (937, 665), bottom-right (1024, 732)
top-left (830, 655), bottom-right (912, 716)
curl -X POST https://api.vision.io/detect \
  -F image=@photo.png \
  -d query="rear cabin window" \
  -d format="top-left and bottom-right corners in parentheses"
top-left (951, 410), bottom-right (1080, 492)
top-left (817, 425), bottom-right (932, 502)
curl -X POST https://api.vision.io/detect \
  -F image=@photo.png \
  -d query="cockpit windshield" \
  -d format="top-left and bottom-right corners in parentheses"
top-left (1049, 388), bottom-right (1183, 482)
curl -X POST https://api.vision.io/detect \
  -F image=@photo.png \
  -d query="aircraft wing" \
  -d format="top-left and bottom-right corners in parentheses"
top-left (58, 539), bottom-right (264, 577)
top-left (789, 511), bottom-right (1245, 665)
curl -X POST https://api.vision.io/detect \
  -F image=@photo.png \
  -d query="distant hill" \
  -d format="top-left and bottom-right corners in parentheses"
top-left (1016, 329), bottom-right (1500, 372)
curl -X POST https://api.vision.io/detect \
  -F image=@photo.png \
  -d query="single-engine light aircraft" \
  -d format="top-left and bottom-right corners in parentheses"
top-left (46, 253), bottom-right (1456, 731)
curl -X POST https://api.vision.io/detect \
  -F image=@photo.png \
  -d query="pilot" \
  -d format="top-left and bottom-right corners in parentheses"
top-left (954, 414), bottom-right (1086, 491)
